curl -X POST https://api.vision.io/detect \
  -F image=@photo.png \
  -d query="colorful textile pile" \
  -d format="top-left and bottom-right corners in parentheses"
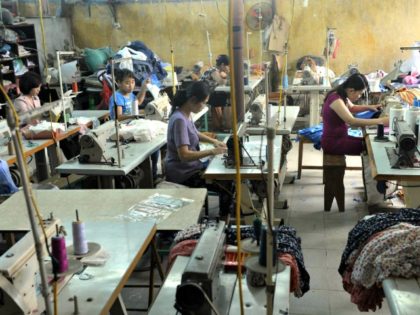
top-left (339, 209), bottom-right (420, 311)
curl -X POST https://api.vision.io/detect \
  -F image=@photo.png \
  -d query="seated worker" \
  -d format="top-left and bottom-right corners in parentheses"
top-left (109, 68), bottom-right (148, 120)
top-left (109, 69), bottom-right (160, 182)
top-left (14, 71), bottom-right (42, 124)
top-left (202, 54), bottom-right (232, 131)
top-left (165, 81), bottom-right (232, 215)
top-left (321, 73), bottom-right (390, 207)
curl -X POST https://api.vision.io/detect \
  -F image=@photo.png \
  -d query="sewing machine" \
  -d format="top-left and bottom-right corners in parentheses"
top-left (387, 120), bottom-right (418, 168)
top-left (0, 218), bottom-right (60, 314)
top-left (144, 93), bottom-right (171, 121)
top-left (331, 64), bottom-right (359, 87)
top-left (0, 119), bottom-right (13, 155)
top-left (248, 94), bottom-right (265, 126)
top-left (18, 96), bottom-right (74, 125)
top-left (174, 220), bottom-right (234, 315)
top-left (79, 121), bottom-right (115, 164)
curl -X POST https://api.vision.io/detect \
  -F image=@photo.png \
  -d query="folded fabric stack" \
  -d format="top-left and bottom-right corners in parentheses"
top-left (339, 209), bottom-right (420, 311)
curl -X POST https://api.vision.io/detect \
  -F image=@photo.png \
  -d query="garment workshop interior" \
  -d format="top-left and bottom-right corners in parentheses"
top-left (1, 0), bottom-right (420, 315)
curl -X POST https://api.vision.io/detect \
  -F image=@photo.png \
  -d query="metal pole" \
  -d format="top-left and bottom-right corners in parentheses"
top-left (6, 106), bottom-right (52, 315)
top-left (265, 66), bottom-right (270, 127)
top-left (266, 126), bottom-right (276, 315)
top-left (206, 30), bottom-right (213, 67)
top-left (56, 51), bottom-right (75, 131)
top-left (232, 0), bottom-right (244, 122)
top-left (110, 60), bottom-right (122, 168)
top-left (283, 44), bottom-right (288, 123)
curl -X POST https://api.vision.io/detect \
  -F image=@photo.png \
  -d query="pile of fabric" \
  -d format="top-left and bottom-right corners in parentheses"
top-left (170, 224), bottom-right (310, 297)
top-left (339, 208), bottom-right (420, 311)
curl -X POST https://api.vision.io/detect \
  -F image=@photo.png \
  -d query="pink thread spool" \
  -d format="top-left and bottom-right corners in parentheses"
top-left (51, 235), bottom-right (68, 274)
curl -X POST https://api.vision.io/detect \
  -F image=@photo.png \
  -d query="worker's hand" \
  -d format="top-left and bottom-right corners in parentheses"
top-left (370, 104), bottom-right (382, 111)
top-left (211, 146), bottom-right (227, 156)
top-left (213, 139), bottom-right (227, 149)
top-left (141, 78), bottom-right (151, 91)
top-left (379, 116), bottom-right (389, 126)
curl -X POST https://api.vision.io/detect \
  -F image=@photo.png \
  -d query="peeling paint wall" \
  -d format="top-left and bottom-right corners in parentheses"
top-left (66, 0), bottom-right (420, 74)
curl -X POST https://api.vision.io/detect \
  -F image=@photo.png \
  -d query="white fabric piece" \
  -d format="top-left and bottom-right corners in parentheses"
top-left (28, 121), bottom-right (66, 134)
top-left (110, 119), bottom-right (167, 142)
top-left (116, 47), bottom-right (148, 72)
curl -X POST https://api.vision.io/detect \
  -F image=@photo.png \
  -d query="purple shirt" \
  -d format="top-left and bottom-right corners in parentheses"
top-left (165, 110), bottom-right (203, 183)
top-left (321, 92), bottom-right (363, 155)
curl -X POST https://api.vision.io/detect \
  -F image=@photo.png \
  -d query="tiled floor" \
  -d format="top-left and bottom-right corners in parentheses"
top-left (125, 135), bottom-right (393, 314)
top-left (284, 138), bottom-right (391, 315)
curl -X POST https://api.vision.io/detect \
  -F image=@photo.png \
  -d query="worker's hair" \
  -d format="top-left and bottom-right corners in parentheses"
top-left (19, 71), bottom-right (42, 95)
top-left (170, 81), bottom-right (210, 116)
top-left (326, 73), bottom-right (369, 103)
top-left (216, 54), bottom-right (229, 67)
top-left (115, 68), bottom-right (135, 83)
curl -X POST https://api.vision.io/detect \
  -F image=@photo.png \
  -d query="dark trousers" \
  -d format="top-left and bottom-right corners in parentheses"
top-left (182, 171), bottom-right (232, 216)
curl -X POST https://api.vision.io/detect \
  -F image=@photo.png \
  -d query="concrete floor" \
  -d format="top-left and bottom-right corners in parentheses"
top-left (123, 134), bottom-right (393, 314)
top-left (283, 136), bottom-right (391, 315)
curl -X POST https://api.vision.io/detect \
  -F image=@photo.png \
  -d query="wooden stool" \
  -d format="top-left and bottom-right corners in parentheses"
top-left (323, 153), bottom-right (346, 212)
top-left (297, 135), bottom-right (323, 179)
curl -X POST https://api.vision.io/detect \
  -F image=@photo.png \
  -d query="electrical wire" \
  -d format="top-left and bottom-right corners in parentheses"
top-left (163, 0), bottom-right (177, 96)
top-left (214, 0), bottom-right (228, 24)
top-left (277, 0), bottom-right (295, 120)
top-left (228, 1), bottom-right (244, 314)
top-left (37, 0), bottom-right (49, 79)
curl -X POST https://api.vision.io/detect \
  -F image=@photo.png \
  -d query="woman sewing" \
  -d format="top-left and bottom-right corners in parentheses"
top-left (321, 73), bottom-right (390, 208)
top-left (165, 81), bottom-right (232, 216)
top-left (321, 73), bottom-right (388, 155)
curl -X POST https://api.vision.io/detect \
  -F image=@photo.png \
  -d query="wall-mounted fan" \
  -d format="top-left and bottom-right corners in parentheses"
top-left (246, 2), bottom-right (274, 31)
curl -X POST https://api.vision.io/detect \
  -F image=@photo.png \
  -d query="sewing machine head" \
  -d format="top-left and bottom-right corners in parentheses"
top-left (18, 97), bottom-right (74, 125)
top-left (175, 220), bottom-right (227, 315)
top-left (78, 121), bottom-right (115, 164)
top-left (387, 120), bottom-right (418, 168)
top-left (249, 95), bottom-right (265, 126)
top-left (0, 119), bottom-right (11, 145)
top-left (145, 93), bottom-right (171, 121)
top-left (0, 218), bottom-right (60, 314)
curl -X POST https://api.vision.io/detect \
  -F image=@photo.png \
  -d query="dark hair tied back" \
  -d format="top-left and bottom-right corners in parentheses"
top-left (170, 81), bottom-right (211, 116)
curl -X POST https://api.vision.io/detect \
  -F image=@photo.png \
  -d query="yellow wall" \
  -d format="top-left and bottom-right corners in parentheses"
top-left (68, 0), bottom-right (420, 75)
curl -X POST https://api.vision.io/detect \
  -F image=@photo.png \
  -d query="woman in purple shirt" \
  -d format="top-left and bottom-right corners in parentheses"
top-left (321, 73), bottom-right (389, 155)
top-left (165, 81), bottom-right (232, 214)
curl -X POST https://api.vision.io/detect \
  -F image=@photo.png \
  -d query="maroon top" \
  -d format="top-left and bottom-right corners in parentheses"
top-left (321, 92), bottom-right (363, 155)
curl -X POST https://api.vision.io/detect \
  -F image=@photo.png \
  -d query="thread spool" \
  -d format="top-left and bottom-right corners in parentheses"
top-left (389, 104), bottom-right (405, 135)
top-left (72, 81), bottom-right (78, 93)
top-left (7, 141), bottom-right (14, 155)
top-left (132, 100), bottom-right (139, 116)
top-left (258, 226), bottom-right (277, 267)
top-left (72, 210), bottom-right (88, 255)
top-left (377, 124), bottom-right (384, 138)
top-left (51, 225), bottom-right (68, 274)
